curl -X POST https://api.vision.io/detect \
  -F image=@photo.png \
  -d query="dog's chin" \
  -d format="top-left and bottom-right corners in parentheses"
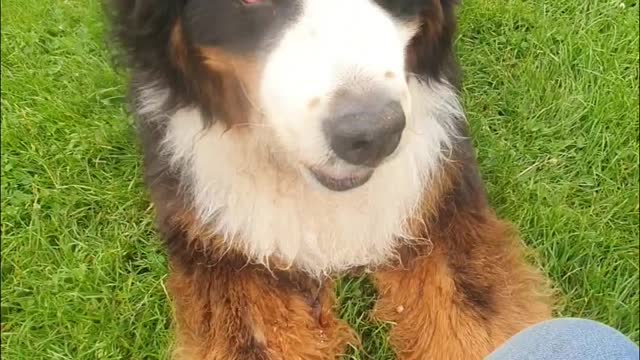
top-left (304, 165), bottom-right (374, 192)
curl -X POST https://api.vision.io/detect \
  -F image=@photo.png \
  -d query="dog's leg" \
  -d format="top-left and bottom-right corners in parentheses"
top-left (372, 210), bottom-right (553, 360)
top-left (166, 259), bottom-right (356, 360)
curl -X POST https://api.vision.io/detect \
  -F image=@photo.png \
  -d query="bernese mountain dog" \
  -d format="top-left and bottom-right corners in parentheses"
top-left (106, 0), bottom-right (553, 358)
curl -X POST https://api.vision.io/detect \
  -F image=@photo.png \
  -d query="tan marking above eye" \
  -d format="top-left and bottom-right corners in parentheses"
top-left (385, 71), bottom-right (396, 79)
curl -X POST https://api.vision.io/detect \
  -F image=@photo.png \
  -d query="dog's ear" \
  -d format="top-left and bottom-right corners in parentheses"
top-left (103, 0), bottom-right (182, 70)
top-left (103, 0), bottom-right (251, 127)
top-left (406, 0), bottom-right (459, 85)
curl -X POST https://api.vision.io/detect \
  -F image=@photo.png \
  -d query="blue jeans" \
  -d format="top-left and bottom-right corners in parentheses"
top-left (487, 318), bottom-right (639, 359)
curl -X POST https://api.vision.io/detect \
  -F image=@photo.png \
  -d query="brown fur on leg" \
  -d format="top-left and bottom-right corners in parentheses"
top-left (373, 216), bottom-right (552, 359)
top-left (372, 155), bottom-right (553, 360)
top-left (147, 179), bottom-right (357, 360)
top-left (166, 248), bottom-right (356, 360)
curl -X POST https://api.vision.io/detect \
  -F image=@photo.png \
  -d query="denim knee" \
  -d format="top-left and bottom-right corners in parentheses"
top-left (486, 318), bottom-right (639, 360)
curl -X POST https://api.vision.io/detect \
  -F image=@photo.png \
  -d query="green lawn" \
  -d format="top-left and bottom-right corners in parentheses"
top-left (2, 0), bottom-right (638, 358)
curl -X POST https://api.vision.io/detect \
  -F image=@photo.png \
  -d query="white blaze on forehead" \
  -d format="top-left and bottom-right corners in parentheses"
top-left (261, 0), bottom-right (412, 100)
top-left (300, 0), bottom-right (406, 71)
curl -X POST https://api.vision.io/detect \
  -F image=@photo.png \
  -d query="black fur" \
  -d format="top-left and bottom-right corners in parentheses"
top-left (105, 0), bottom-right (185, 108)
top-left (183, 0), bottom-right (300, 54)
top-left (406, 0), bottom-right (460, 85)
top-left (375, 0), bottom-right (435, 19)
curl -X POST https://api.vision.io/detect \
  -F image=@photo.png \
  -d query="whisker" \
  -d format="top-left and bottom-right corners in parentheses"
top-left (230, 59), bottom-right (266, 116)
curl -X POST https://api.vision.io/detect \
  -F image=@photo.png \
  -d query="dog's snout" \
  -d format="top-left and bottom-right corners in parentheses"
top-left (323, 97), bottom-right (405, 167)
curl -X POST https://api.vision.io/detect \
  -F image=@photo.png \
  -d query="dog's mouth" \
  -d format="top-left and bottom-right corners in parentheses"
top-left (306, 166), bottom-right (374, 192)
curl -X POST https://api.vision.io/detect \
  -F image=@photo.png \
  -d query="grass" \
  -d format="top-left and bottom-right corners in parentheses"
top-left (1, 0), bottom-right (637, 358)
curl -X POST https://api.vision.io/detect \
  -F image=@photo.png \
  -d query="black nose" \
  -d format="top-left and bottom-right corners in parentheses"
top-left (323, 100), bottom-right (406, 166)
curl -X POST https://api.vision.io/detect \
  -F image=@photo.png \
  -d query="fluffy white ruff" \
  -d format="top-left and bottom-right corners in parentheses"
top-left (155, 79), bottom-right (462, 277)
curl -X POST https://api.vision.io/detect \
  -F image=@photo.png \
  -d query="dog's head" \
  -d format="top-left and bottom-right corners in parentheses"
top-left (109, 0), bottom-right (459, 192)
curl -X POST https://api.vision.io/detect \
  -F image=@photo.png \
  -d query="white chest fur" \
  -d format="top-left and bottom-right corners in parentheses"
top-left (156, 80), bottom-right (462, 276)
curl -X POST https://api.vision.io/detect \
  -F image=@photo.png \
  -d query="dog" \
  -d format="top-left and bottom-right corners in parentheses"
top-left (106, 0), bottom-right (553, 358)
